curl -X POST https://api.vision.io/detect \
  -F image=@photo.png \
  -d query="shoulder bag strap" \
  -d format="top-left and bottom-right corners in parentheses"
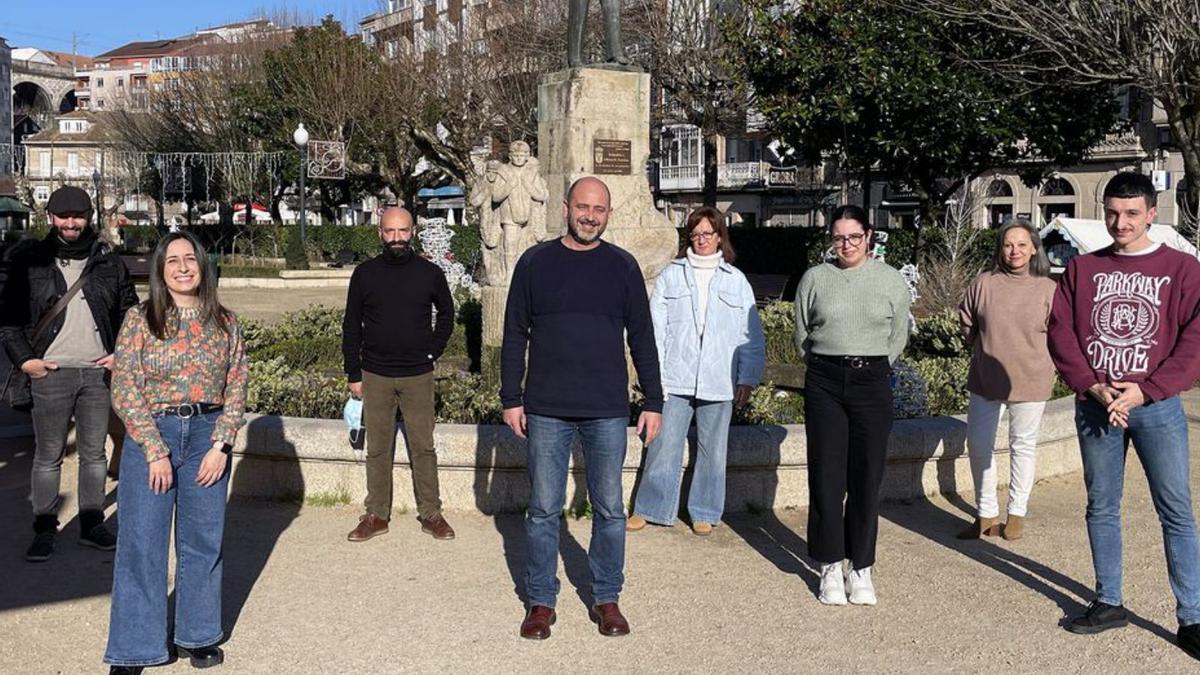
top-left (30, 269), bottom-right (91, 342)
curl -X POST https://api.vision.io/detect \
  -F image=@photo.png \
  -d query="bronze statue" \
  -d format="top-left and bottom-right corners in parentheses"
top-left (568, 0), bottom-right (631, 67)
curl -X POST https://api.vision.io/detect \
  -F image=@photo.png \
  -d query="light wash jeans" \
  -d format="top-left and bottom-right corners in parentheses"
top-left (633, 394), bottom-right (733, 526)
top-left (524, 414), bottom-right (628, 608)
top-left (966, 393), bottom-right (1046, 519)
top-left (105, 411), bottom-right (230, 666)
top-left (1075, 395), bottom-right (1200, 625)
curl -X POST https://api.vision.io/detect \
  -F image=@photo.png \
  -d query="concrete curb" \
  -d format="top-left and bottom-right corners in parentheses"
top-left (225, 396), bottom-right (1081, 514)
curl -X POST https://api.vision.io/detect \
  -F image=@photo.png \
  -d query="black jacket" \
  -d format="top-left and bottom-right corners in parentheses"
top-left (0, 233), bottom-right (139, 368)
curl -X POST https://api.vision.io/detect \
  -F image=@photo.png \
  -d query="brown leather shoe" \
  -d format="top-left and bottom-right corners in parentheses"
top-left (519, 605), bottom-right (556, 640)
top-left (955, 516), bottom-right (1001, 540)
top-left (418, 513), bottom-right (455, 540)
top-left (347, 513), bottom-right (389, 542)
top-left (589, 602), bottom-right (630, 637)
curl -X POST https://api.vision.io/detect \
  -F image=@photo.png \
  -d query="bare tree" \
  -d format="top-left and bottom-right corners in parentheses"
top-left (639, 0), bottom-right (752, 206)
top-left (898, 0), bottom-right (1200, 227)
top-left (915, 180), bottom-right (988, 315)
top-left (390, 1), bottom-right (565, 190)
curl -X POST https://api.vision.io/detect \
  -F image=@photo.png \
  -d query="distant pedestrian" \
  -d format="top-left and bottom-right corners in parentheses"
top-left (629, 206), bottom-right (764, 536)
top-left (1048, 171), bottom-right (1200, 660)
top-left (342, 207), bottom-right (456, 543)
top-left (104, 230), bottom-right (247, 671)
top-left (0, 185), bottom-right (137, 562)
top-left (502, 176), bottom-right (663, 639)
top-left (957, 219), bottom-right (1057, 541)
top-left (794, 204), bottom-right (911, 607)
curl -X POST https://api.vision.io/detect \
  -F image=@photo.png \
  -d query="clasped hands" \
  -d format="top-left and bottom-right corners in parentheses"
top-left (1087, 381), bottom-right (1145, 429)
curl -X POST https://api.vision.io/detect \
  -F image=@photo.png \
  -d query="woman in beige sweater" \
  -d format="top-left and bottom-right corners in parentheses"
top-left (957, 219), bottom-right (1057, 541)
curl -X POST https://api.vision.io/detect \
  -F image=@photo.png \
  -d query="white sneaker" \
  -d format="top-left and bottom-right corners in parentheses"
top-left (818, 562), bottom-right (847, 605)
top-left (848, 566), bottom-right (877, 606)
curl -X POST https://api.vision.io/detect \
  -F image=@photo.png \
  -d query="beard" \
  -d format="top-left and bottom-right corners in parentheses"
top-left (382, 239), bottom-right (413, 260)
top-left (567, 219), bottom-right (603, 245)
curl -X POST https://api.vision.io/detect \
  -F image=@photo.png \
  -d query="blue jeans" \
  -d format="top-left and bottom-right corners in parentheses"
top-left (1076, 396), bottom-right (1200, 625)
top-left (105, 412), bottom-right (230, 666)
top-left (633, 394), bottom-right (733, 525)
top-left (525, 414), bottom-right (628, 608)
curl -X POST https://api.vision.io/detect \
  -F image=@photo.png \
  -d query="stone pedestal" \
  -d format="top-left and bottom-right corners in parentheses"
top-left (537, 67), bottom-right (678, 281)
top-left (481, 67), bottom-right (680, 356)
top-left (481, 285), bottom-right (508, 350)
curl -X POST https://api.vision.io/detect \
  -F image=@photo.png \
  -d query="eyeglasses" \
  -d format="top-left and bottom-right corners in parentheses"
top-left (690, 230), bottom-right (717, 242)
top-left (831, 233), bottom-right (866, 247)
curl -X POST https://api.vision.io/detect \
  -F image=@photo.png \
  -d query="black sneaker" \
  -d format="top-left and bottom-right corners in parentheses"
top-left (25, 530), bottom-right (56, 562)
top-left (1179, 623), bottom-right (1200, 661)
top-left (80, 523), bottom-right (117, 551)
top-left (1065, 601), bottom-right (1129, 634)
top-left (109, 667), bottom-right (144, 674)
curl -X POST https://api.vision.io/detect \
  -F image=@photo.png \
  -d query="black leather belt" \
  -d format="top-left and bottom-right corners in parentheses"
top-left (810, 354), bottom-right (888, 369)
top-left (155, 403), bottom-right (223, 418)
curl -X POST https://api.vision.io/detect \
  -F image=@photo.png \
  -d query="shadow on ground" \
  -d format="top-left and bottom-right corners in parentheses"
top-left (474, 425), bottom-right (594, 610)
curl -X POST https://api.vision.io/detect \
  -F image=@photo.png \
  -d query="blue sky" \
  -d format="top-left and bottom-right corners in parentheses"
top-left (1, 0), bottom-right (377, 56)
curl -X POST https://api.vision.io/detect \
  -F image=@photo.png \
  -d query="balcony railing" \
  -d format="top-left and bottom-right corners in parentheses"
top-left (659, 164), bottom-right (702, 192)
top-left (1089, 132), bottom-right (1146, 159)
top-left (718, 161), bottom-right (768, 188)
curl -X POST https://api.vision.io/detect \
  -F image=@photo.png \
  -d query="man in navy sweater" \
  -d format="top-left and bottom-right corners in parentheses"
top-left (502, 176), bottom-right (663, 640)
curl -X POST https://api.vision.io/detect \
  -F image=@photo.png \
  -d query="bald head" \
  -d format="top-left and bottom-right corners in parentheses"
top-left (379, 206), bottom-right (415, 257)
top-left (566, 176), bottom-right (611, 207)
top-left (380, 206), bottom-right (414, 228)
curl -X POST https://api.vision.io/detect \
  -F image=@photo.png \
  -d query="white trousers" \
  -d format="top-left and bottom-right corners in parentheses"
top-left (966, 393), bottom-right (1047, 519)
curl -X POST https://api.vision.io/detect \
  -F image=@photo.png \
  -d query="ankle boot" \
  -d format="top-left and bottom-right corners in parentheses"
top-left (955, 516), bottom-right (1001, 539)
top-left (1002, 514), bottom-right (1024, 540)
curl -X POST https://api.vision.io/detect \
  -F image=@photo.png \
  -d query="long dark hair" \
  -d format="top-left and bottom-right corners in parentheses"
top-left (680, 206), bottom-right (737, 262)
top-left (144, 230), bottom-right (232, 340)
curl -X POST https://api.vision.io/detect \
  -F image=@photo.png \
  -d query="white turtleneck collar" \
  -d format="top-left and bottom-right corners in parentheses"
top-left (687, 248), bottom-right (722, 269)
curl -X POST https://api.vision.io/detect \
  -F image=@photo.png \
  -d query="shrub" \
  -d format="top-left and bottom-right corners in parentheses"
top-left (435, 373), bottom-right (503, 424)
top-left (247, 357), bottom-right (345, 419)
top-left (759, 300), bottom-right (800, 364)
top-left (733, 382), bottom-right (805, 425)
top-left (910, 356), bottom-right (971, 417)
top-left (907, 309), bottom-right (968, 359)
top-left (284, 227), bottom-right (309, 270)
top-left (255, 336), bottom-right (343, 372)
top-left (891, 359), bottom-right (929, 419)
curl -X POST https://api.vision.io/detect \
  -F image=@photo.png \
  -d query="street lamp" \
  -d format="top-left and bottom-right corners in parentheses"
top-left (92, 167), bottom-right (102, 229)
top-left (293, 123), bottom-right (309, 246)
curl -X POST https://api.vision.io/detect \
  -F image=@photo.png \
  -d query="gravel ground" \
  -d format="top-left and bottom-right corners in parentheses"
top-left (3, 396), bottom-right (1200, 673)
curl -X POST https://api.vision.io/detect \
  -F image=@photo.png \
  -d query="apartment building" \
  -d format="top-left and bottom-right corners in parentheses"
top-left (75, 20), bottom-right (277, 112)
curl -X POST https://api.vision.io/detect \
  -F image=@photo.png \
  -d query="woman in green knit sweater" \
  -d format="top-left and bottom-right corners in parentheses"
top-left (794, 205), bottom-right (911, 607)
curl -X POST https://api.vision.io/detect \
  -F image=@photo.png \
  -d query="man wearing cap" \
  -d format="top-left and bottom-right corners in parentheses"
top-left (0, 185), bottom-right (138, 562)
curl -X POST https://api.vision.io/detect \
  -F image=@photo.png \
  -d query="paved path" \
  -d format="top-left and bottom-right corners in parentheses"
top-left (3, 395), bottom-right (1200, 672)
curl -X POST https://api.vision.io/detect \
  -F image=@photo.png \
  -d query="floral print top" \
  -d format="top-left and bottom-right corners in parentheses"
top-left (112, 304), bottom-right (248, 462)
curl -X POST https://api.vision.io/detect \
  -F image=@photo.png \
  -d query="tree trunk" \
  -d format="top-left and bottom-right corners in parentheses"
top-left (702, 132), bottom-right (719, 207)
top-left (1167, 100), bottom-right (1200, 229)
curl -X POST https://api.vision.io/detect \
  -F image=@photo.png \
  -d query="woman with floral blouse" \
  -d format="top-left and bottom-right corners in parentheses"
top-left (104, 231), bottom-right (247, 674)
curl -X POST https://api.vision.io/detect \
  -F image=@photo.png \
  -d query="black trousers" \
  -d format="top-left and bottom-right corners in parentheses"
top-left (804, 356), bottom-right (894, 569)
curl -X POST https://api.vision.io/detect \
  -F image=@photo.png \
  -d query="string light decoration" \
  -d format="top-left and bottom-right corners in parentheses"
top-left (418, 216), bottom-right (479, 294)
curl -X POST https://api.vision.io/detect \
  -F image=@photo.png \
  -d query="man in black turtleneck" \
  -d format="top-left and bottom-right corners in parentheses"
top-left (0, 186), bottom-right (138, 562)
top-left (342, 206), bottom-right (456, 543)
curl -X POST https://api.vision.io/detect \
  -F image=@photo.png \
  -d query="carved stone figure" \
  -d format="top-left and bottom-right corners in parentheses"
top-left (568, 0), bottom-right (631, 68)
top-left (469, 160), bottom-right (505, 286)
top-left (471, 142), bottom-right (549, 286)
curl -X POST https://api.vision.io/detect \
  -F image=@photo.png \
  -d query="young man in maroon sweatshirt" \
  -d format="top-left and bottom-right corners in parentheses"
top-left (1048, 171), bottom-right (1200, 660)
